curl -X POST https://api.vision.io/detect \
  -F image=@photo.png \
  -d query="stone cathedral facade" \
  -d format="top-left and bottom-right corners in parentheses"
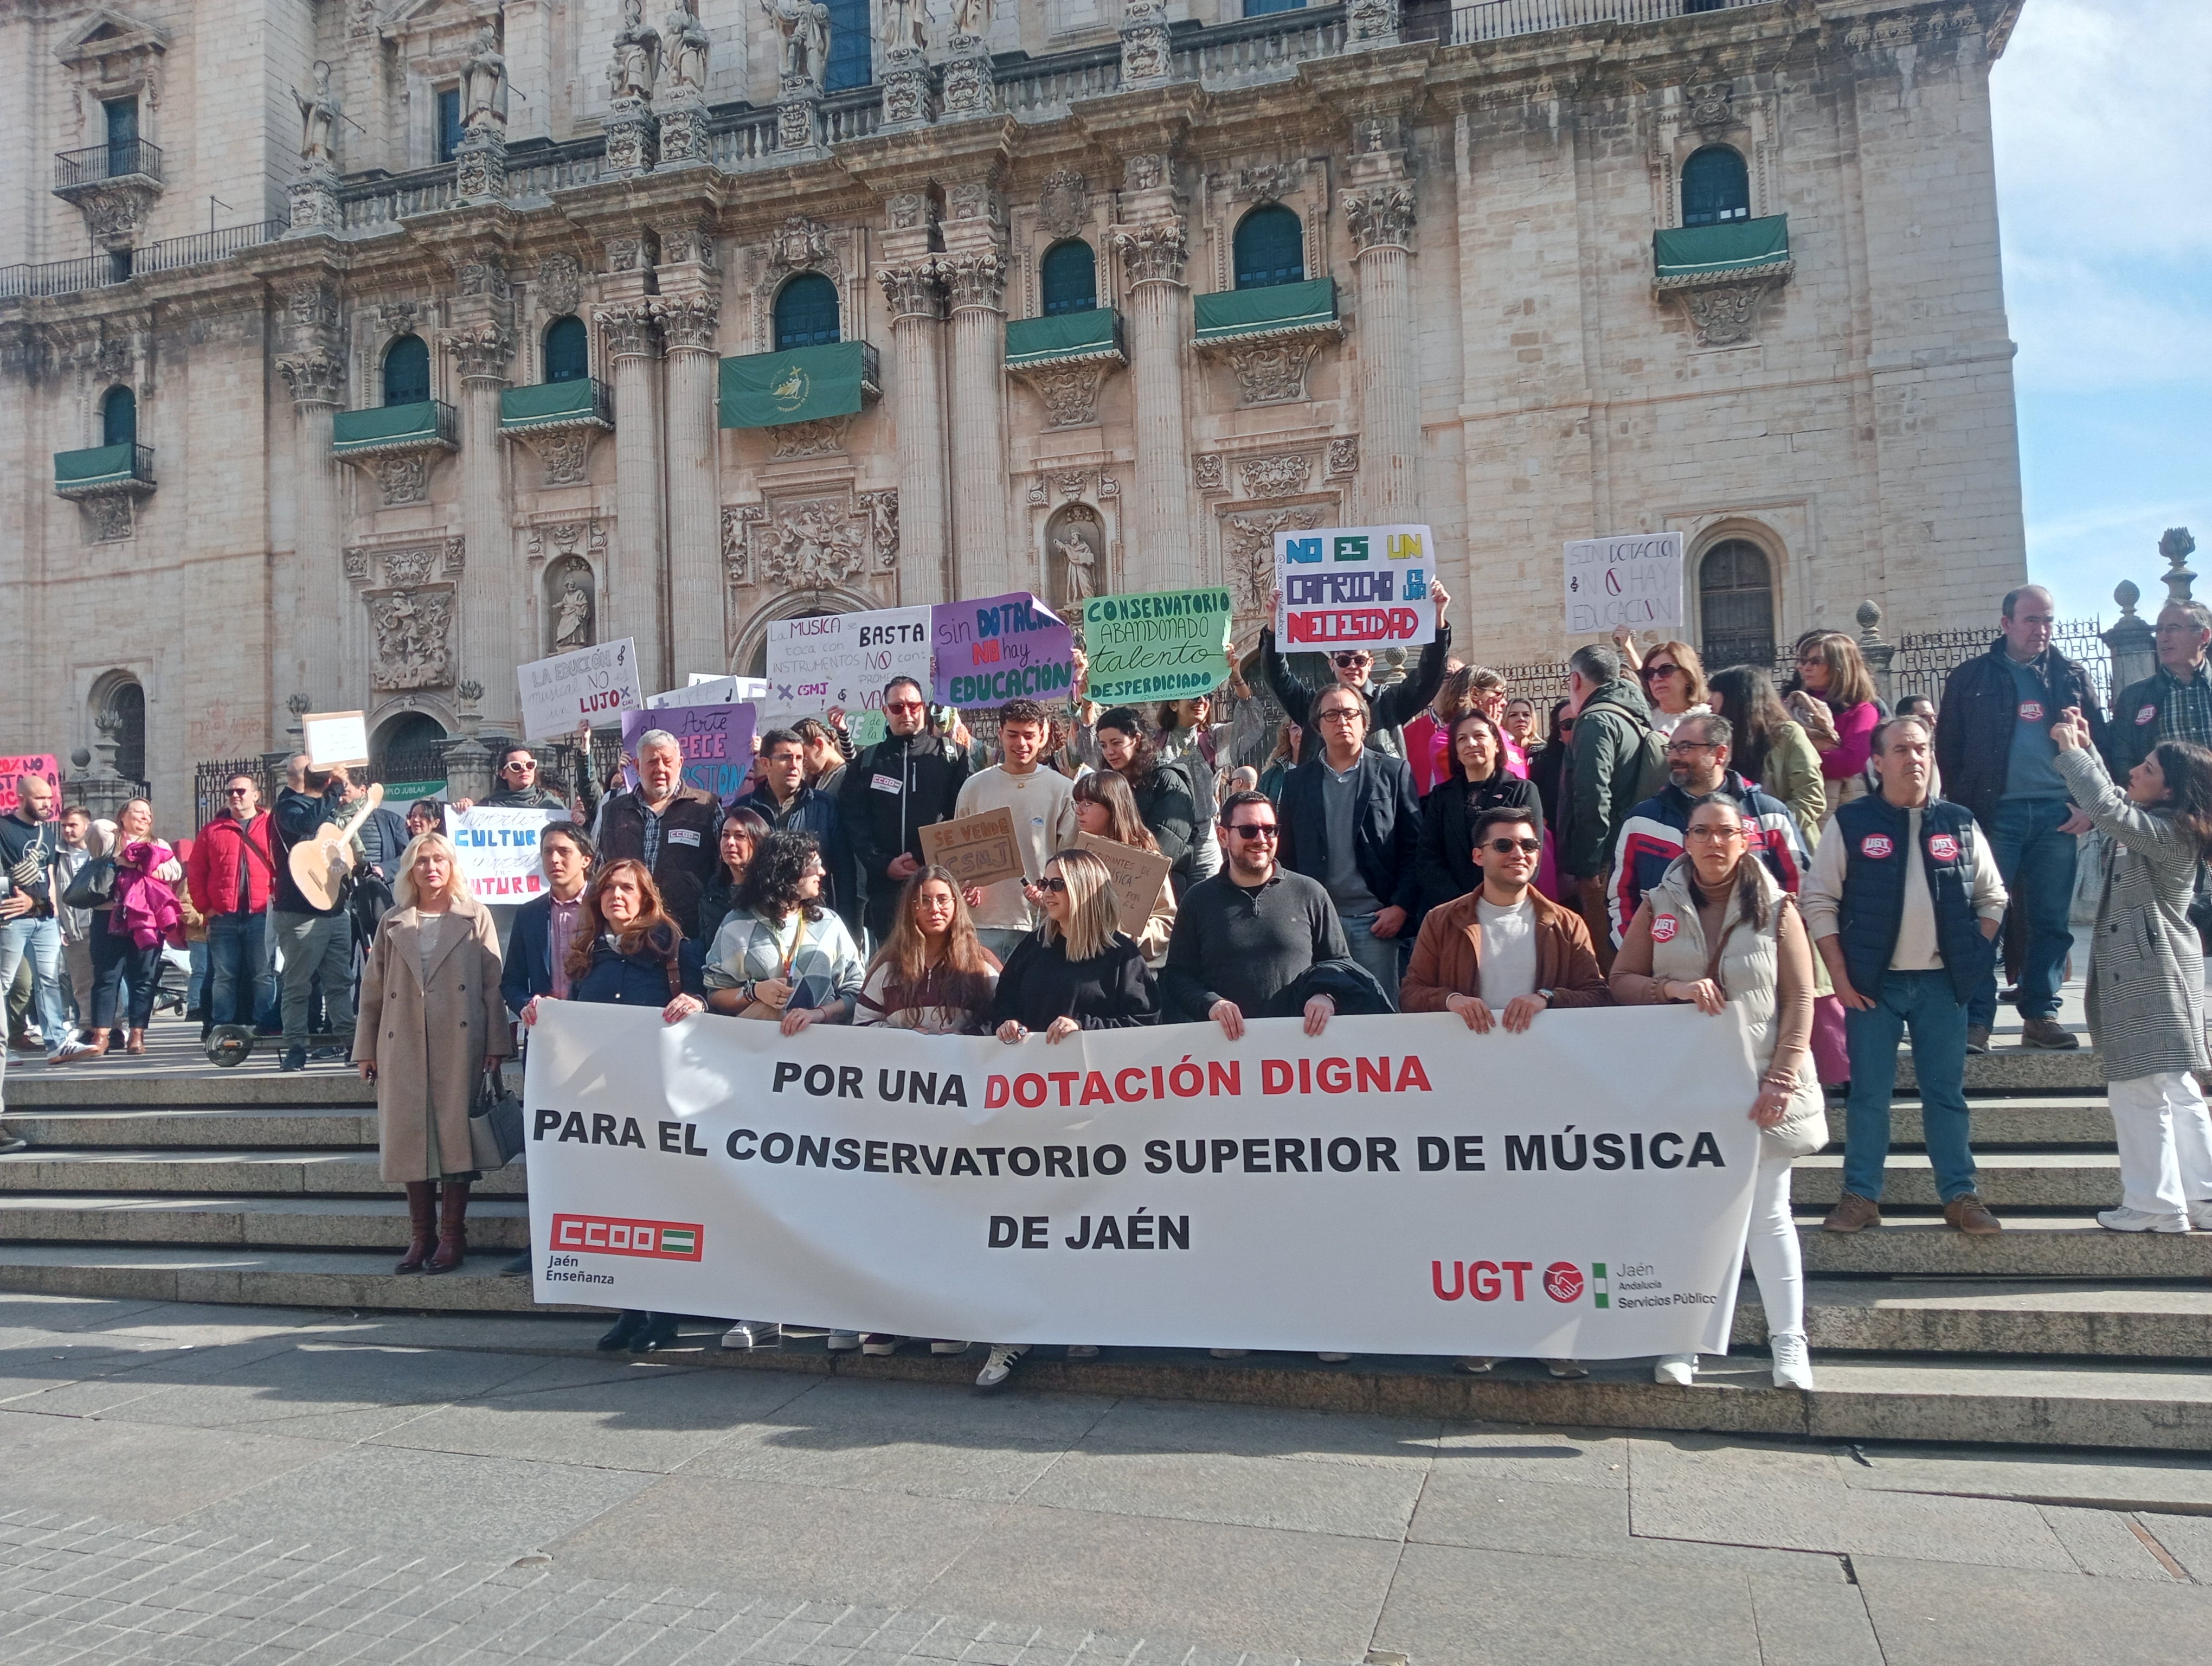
top-left (1, 0), bottom-right (2029, 809)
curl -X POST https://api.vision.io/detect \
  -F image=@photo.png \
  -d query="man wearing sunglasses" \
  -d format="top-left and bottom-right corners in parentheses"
top-left (184, 776), bottom-right (280, 1041)
top-left (839, 674), bottom-right (973, 943)
top-left (1258, 580), bottom-right (1455, 765)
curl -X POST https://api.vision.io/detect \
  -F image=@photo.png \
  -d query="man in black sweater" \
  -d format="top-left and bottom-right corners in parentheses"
top-left (1162, 789), bottom-right (1349, 1040)
top-left (839, 676), bottom-right (972, 943)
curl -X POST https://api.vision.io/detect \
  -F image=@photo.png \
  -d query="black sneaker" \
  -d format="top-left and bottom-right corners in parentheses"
top-left (279, 1046), bottom-right (307, 1073)
top-left (308, 1045), bottom-right (349, 1063)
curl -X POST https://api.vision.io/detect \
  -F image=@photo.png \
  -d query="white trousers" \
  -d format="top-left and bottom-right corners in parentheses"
top-left (1746, 1148), bottom-right (1804, 1340)
top-left (2107, 1070), bottom-right (2212, 1223)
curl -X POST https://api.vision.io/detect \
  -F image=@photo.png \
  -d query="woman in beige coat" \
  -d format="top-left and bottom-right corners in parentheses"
top-left (354, 831), bottom-right (511, 1273)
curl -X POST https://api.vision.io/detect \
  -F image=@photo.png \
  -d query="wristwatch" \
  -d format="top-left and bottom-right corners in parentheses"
top-left (1536, 988), bottom-right (1555, 1005)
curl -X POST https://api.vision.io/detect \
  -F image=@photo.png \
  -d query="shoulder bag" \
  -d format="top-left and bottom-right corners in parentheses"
top-left (468, 1064), bottom-right (526, 1171)
top-left (62, 855), bottom-right (117, 910)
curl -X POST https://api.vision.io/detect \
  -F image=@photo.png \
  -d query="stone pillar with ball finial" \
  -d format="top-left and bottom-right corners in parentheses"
top-left (2105, 580), bottom-right (2157, 696)
top-left (1855, 599), bottom-right (1895, 707)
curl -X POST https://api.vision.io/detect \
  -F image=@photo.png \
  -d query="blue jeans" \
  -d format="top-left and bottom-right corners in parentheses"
top-left (0, 915), bottom-right (70, 1056)
top-left (1843, 969), bottom-right (1978, 1202)
top-left (207, 911), bottom-right (275, 1029)
top-left (1970, 797), bottom-right (2078, 1028)
top-left (1339, 909), bottom-right (1406, 1005)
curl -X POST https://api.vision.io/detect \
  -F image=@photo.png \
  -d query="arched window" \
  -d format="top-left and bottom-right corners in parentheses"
top-left (543, 316), bottom-right (589, 383)
top-left (822, 0), bottom-right (871, 93)
top-left (1697, 539), bottom-right (1777, 669)
top-left (382, 335), bottom-right (430, 405)
top-left (102, 680), bottom-right (146, 786)
top-left (372, 710), bottom-right (451, 790)
top-left (1039, 240), bottom-right (1098, 316)
top-left (101, 386), bottom-right (137, 448)
top-left (773, 273), bottom-right (840, 350)
top-left (1233, 204), bottom-right (1305, 290)
top-left (1681, 145), bottom-right (1750, 227)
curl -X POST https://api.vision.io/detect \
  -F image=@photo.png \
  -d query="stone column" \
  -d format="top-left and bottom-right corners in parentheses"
top-left (596, 300), bottom-right (668, 694)
top-left (1109, 209), bottom-right (1194, 591)
top-left (944, 248), bottom-right (1011, 598)
top-left (660, 291), bottom-right (724, 678)
top-left (275, 348), bottom-right (346, 709)
top-left (1345, 179), bottom-right (1419, 524)
top-left (444, 324), bottom-right (517, 729)
top-left (878, 259), bottom-right (951, 605)
top-left (2104, 584), bottom-right (2157, 697)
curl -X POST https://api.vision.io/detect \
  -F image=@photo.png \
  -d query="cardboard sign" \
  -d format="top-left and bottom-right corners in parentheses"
top-left (620, 702), bottom-right (757, 805)
top-left (1082, 588), bottom-right (1235, 704)
top-left (1073, 832), bottom-right (1173, 940)
top-left (918, 806), bottom-right (1025, 889)
top-left (301, 711), bottom-right (370, 771)
top-left (0, 755), bottom-right (62, 818)
top-left (764, 607), bottom-right (935, 731)
top-left (932, 593), bottom-right (1076, 707)
top-left (1272, 525), bottom-right (1438, 650)
top-left (443, 805), bottom-right (567, 901)
top-left (1564, 532), bottom-right (1684, 637)
top-left (518, 638), bottom-right (644, 740)
top-left (649, 676), bottom-right (771, 712)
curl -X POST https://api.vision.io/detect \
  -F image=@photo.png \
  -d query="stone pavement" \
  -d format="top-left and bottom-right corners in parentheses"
top-left (3, 1296), bottom-right (2210, 1665)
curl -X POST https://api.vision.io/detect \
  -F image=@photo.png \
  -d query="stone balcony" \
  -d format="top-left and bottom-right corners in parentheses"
top-left (498, 378), bottom-right (614, 436)
top-left (718, 341), bottom-right (882, 432)
top-left (53, 440), bottom-right (155, 499)
top-left (331, 400), bottom-right (460, 458)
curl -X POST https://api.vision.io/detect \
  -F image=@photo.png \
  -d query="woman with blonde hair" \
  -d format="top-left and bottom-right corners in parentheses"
top-left (355, 830), bottom-right (511, 1276)
top-left (1787, 630), bottom-right (1883, 817)
top-left (854, 864), bottom-right (1001, 1033)
top-left (75, 797), bottom-right (185, 1059)
top-left (1069, 770), bottom-right (1178, 965)
top-left (1619, 638), bottom-right (1711, 739)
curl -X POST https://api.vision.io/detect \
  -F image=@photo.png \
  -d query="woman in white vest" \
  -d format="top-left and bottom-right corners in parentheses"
top-left (1610, 792), bottom-right (1826, 1390)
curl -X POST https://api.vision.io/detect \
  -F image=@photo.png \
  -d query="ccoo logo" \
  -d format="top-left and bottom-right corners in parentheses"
top-left (1543, 1261), bottom-right (1584, 1303)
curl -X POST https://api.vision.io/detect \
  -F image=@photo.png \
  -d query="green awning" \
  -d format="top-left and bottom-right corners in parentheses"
top-left (53, 442), bottom-right (147, 492)
top-left (718, 341), bottom-right (880, 430)
top-left (1653, 216), bottom-right (1791, 283)
top-left (332, 400), bottom-right (456, 455)
top-left (1005, 309), bottom-right (1124, 369)
top-left (1192, 277), bottom-right (1339, 344)
top-left (500, 379), bottom-right (611, 431)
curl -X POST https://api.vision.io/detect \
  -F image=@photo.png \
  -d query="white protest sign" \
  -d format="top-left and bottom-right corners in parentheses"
top-left (648, 676), bottom-right (771, 712)
top-left (518, 638), bottom-right (643, 740)
top-left (1564, 532), bottom-right (1685, 638)
top-left (443, 805), bottom-right (567, 902)
top-left (1272, 524), bottom-right (1438, 651)
top-left (763, 607), bottom-right (935, 730)
top-left (300, 710), bottom-right (369, 770)
top-left (525, 1003), bottom-right (1759, 1359)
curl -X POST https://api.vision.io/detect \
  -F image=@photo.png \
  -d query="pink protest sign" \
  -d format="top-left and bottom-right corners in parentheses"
top-left (0, 755), bottom-right (62, 818)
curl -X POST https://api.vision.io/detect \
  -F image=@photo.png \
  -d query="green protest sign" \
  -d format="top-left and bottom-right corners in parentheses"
top-left (1081, 588), bottom-right (1234, 704)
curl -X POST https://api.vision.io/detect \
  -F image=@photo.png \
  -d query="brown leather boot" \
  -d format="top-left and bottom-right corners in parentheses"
top-left (1822, 1191), bottom-right (1882, 1233)
top-left (424, 1181), bottom-right (470, 1273)
top-left (395, 1182), bottom-right (437, 1273)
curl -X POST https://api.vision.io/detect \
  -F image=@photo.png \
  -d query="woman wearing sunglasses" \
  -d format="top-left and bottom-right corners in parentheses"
top-left (1786, 630), bottom-right (1883, 819)
top-left (1070, 770), bottom-right (1179, 966)
top-left (1610, 791), bottom-right (1824, 1390)
top-left (1620, 638), bottom-right (1711, 740)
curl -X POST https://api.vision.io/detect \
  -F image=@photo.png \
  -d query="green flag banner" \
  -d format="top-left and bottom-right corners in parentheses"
top-left (1081, 588), bottom-right (1235, 704)
top-left (719, 341), bottom-right (878, 429)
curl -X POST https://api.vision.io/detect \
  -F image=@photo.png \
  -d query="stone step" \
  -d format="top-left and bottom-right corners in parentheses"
top-left (0, 1069), bottom-right (376, 1108)
top-left (0, 1245), bottom-right (575, 1312)
top-left (1796, 1215), bottom-right (2212, 1278)
top-left (1740, 1278), bottom-right (2212, 1361)
top-left (0, 1149), bottom-right (527, 1197)
top-left (1791, 1151), bottom-right (2119, 1210)
top-left (0, 1107), bottom-right (378, 1149)
top-left (0, 1193), bottom-right (531, 1250)
top-left (1855, 1096), bottom-right (2117, 1150)
top-left (1900, 1045), bottom-right (2106, 1095)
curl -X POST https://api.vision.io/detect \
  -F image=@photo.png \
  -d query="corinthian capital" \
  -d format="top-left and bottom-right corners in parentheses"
top-left (1109, 220), bottom-right (1188, 287)
top-left (658, 293), bottom-right (722, 353)
top-left (277, 350), bottom-right (346, 408)
top-left (942, 250), bottom-right (1006, 312)
top-left (876, 260), bottom-right (947, 321)
top-left (1344, 183), bottom-right (1416, 255)
top-left (441, 322), bottom-right (515, 382)
top-left (594, 302), bottom-right (662, 359)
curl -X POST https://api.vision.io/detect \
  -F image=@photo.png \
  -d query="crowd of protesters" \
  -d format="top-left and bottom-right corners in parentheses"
top-left (5, 580), bottom-right (2209, 1388)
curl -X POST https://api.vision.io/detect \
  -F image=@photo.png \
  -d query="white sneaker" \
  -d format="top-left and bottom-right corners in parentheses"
top-left (2097, 1207), bottom-right (2188, 1234)
top-left (1065, 1343), bottom-right (1099, 1360)
top-left (1546, 1359), bottom-right (1589, 1379)
top-left (1769, 1332), bottom-right (1815, 1391)
top-left (929, 1340), bottom-right (972, 1355)
top-left (824, 1330), bottom-right (862, 1351)
top-left (1452, 1355), bottom-right (1498, 1375)
top-left (975, 1344), bottom-right (1028, 1388)
top-left (2191, 1204), bottom-right (2212, 1232)
top-left (859, 1334), bottom-right (901, 1356)
top-left (1208, 1348), bottom-right (1249, 1359)
top-left (1654, 1354), bottom-right (1696, 1386)
top-left (1316, 1352), bottom-right (1351, 1362)
top-left (722, 1321), bottom-right (780, 1350)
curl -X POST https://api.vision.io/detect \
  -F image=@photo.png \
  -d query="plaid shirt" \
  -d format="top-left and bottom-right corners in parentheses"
top-left (2157, 663), bottom-right (2212, 749)
top-left (638, 803), bottom-right (665, 872)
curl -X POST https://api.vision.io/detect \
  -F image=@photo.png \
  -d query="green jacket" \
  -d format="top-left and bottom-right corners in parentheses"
top-left (1562, 675), bottom-right (1662, 881)
top-left (1760, 719), bottom-right (1828, 850)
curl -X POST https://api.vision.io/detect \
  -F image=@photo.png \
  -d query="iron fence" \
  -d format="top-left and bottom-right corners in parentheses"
top-left (1888, 620), bottom-right (2110, 709)
top-left (54, 139), bottom-right (163, 190)
top-left (190, 757), bottom-right (280, 830)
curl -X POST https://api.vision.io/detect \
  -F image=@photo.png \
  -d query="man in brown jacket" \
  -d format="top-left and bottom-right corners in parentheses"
top-left (596, 729), bottom-right (722, 939)
top-left (1401, 804), bottom-right (1610, 1030)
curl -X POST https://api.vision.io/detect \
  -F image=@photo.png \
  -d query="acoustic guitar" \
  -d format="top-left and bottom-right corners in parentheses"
top-left (286, 781), bottom-right (386, 912)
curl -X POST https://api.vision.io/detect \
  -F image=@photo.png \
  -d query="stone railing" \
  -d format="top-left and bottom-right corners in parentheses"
top-left (340, 169), bottom-right (458, 231)
top-left (1449, 0), bottom-right (1758, 46)
top-left (999, 45), bottom-right (1124, 118)
top-left (1172, 7), bottom-right (1349, 88)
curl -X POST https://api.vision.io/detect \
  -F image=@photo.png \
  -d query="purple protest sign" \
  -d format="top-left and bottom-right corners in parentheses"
top-left (621, 702), bottom-right (757, 805)
top-left (930, 593), bottom-right (1075, 708)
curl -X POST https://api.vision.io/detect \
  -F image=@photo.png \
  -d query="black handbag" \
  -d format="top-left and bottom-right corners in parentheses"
top-left (61, 856), bottom-right (117, 910)
top-left (468, 1066), bottom-right (526, 1171)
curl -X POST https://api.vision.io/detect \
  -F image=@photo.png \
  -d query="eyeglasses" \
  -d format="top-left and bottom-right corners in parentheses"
top-left (224, 787), bottom-right (253, 797)
top-left (1642, 664), bottom-right (1682, 680)
top-left (884, 700), bottom-right (924, 715)
top-left (1316, 707), bottom-right (1362, 725)
top-left (1037, 876), bottom-right (1070, 893)
top-left (1484, 837), bottom-right (1542, 855)
top-left (1666, 739), bottom-right (1718, 755)
top-left (1227, 823), bottom-right (1279, 841)
top-left (504, 762), bottom-right (536, 773)
top-left (1686, 825), bottom-right (1745, 842)
top-left (1332, 653), bottom-right (1372, 669)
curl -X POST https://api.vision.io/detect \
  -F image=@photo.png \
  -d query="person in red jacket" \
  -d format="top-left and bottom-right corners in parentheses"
top-left (185, 776), bottom-right (278, 1036)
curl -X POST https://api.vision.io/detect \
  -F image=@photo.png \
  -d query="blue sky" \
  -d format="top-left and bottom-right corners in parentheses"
top-left (1991, 0), bottom-right (2212, 625)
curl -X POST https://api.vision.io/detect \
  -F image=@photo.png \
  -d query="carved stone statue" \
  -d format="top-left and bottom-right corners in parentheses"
top-left (552, 579), bottom-right (594, 651)
top-left (950, 0), bottom-right (992, 38)
top-left (461, 27), bottom-right (509, 135)
top-left (879, 0), bottom-right (927, 53)
top-left (760, 0), bottom-right (831, 82)
top-left (607, 0), bottom-right (660, 102)
top-left (1055, 528), bottom-right (1097, 606)
top-left (663, 0), bottom-right (710, 97)
top-left (293, 60), bottom-right (342, 166)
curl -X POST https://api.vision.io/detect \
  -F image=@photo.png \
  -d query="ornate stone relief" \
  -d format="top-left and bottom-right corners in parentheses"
top-left (346, 537), bottom-right (465, 590)
top-left (1226, 507), bottom-right (1325, 616)
top-left (949, 182), bottom-right (1001, 227)
top-left (1192, 453), bottom-right (1224, 491)
top-left (721, 504), bottom-right (766, 587)
top-left (1109, 222), bottom-right (1188, 286)
top-left (442, 321), bottom-right (513, 382)
top-left (1326, 435), bottom-right (1360, 478)
top-left (763, 498), bottom-right (866, 589)
top-left (1345, 183), bottom-right (1416, 255)
top-left (1687, 81), bottom-right (1735, 132)
top-left (1013, 361), bottom-right (1110, 428)
top-left (658, 293), bottom-right (721, 353)
top-left (1055, 471), bottom-right (1092, 500)
top-left (1239, 454), bottom-right (1310, 499)
top-left (595, 301), bottom-right (661, 358)
top-left (368, 586), bottom-right (455, 690)
top-left (382, 547), bottom-right (435, 586)
top-left (83, 498), bottom-right (135, 544)
top-left (857, 490), bottom-right (900, 573)
top-left (1347, 0), bottom-right (1399, 44)
top-left (372, 454), bottom-right (431, 507)
top-left (1228, 163), bottom-right (1301, 204)
top-left (943, 251), bottom-right (1007, 311)
top-left (277, 352), bottom-right (345, 407)
top-left (768, 415), bottom-right (853, 460)
top-left (1120, 0), bottom-right (1171, 87)
top-left (880, 48), bottom-right (932, 127)
top-left (1037, 172), bottom-right (1089, 239)
top-left (659, 222), bottom-right (717, 270)
top-left (1221, 338), bottom-right (1325, 406)
top-left (537, 255), bottom-right (583, 317)
top-left (1098, 475), bottom-right (1118, 498)
top-left (1027, 477), bottom-right (1049, 506)
top-left (1677, 281), bottom-right (1782, 348)
top-left (767, 215), bottom-right (834, 275)
top-left (606, 233), bottom-right (654, 274)
top-left (523, 430), bottom-right (595, 486)
top-left (888, 192), bottom-right (931, 233)
top-left (877, 261), bottom-right (947, 321)
top-left (1124, 152), bottom-right (1166, 193)
top-left (343, 549), bottom-right (370, 584)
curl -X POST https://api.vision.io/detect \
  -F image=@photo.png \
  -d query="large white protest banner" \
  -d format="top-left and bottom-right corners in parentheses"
top-left (764, 607), bottom-right (934, 730)
top-left (1564, 532), bottom-right (1685, 637)
top-left (1273, 524), bottom-right (1438, 651)
top-left (526, 1004), bottom-right (1759, 1359)
top-left (443, 805), bottom-right (566, 901)
top-left (518, 639), bottom-right (643, 740)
